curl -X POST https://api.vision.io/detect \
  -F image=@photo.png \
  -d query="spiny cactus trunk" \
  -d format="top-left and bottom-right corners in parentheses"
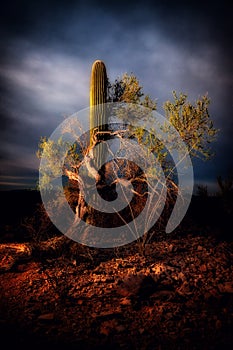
top-left (90, 60), bottom-right (109, 173)
top-left (90, 60), bottom-right (107, 106)
top-left (88, 60), bottom-right (109, 225)
top-left (90, 60), bottom-right (108, 143)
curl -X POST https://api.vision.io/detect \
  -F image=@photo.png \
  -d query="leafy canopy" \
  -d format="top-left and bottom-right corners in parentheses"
top-left (108, 74), bottom-right (218, 161)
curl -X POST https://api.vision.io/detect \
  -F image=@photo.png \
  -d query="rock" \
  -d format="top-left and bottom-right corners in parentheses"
top-left (0, 255), bottom-right (15, 272)
top-left (38, 313), bottom-right (54, 321)
top-left (200, 264), bottom-right (207, 272)
top-left (37, 235), bottom-right (69, 256)
top-left (218, 282), bottom-right (233, 294)
top-left (0, 243), bottom-right (32, 257)
top-left (117, 273), bottom-right (158, 301)
top-left (120, 297), bottom-right (131, 306)
top-left (0, 243), bottom-right (32, 272)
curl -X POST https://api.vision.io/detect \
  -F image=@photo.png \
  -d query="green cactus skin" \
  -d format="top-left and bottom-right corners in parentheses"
top-left (88, 60), bottom-right (109, 224)
top-left (89, 60), bottom-right (109, 176)
top-left (90, 60), bottom-right (107, 107)
top-left (90, 60), bottom-right (108, 144)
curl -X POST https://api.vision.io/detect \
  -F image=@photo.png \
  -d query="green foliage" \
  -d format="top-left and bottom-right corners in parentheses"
top-left (37, 136), bottom-right (81, 189)
top-left (108, 76), bottom-right (218, 162)
top-left (163, 91), bottom-right (218, 161)
top-left (108, 73), bottom-right (157, 110)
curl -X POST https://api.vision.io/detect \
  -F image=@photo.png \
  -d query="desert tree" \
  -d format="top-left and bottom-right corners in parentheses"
top-left (38, 68), bottom-right (218, 246)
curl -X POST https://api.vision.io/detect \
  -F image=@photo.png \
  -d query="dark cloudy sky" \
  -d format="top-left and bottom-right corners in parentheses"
top-left (0, 0), bottom-right (232, 192)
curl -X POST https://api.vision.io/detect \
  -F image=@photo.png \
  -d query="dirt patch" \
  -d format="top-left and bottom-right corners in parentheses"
top-left (0, 234), bottom-right (232, 349)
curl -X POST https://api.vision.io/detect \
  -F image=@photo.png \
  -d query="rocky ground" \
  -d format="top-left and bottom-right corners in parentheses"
top-left (0, 231), bottom-right (232, 350)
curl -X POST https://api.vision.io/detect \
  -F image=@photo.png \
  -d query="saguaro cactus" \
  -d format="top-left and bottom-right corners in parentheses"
top-left (85, 60), bottom-right (109, 225)
top-left (89, 60), bottom-right (109, 177)
top-left (90, 60), bottom-right (107, 107)
top-left (90, 60), bottom-right (108, 144)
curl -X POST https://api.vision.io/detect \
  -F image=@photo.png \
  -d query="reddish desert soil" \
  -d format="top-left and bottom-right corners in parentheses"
top-left (0, 232), bottom-right (232, 350)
